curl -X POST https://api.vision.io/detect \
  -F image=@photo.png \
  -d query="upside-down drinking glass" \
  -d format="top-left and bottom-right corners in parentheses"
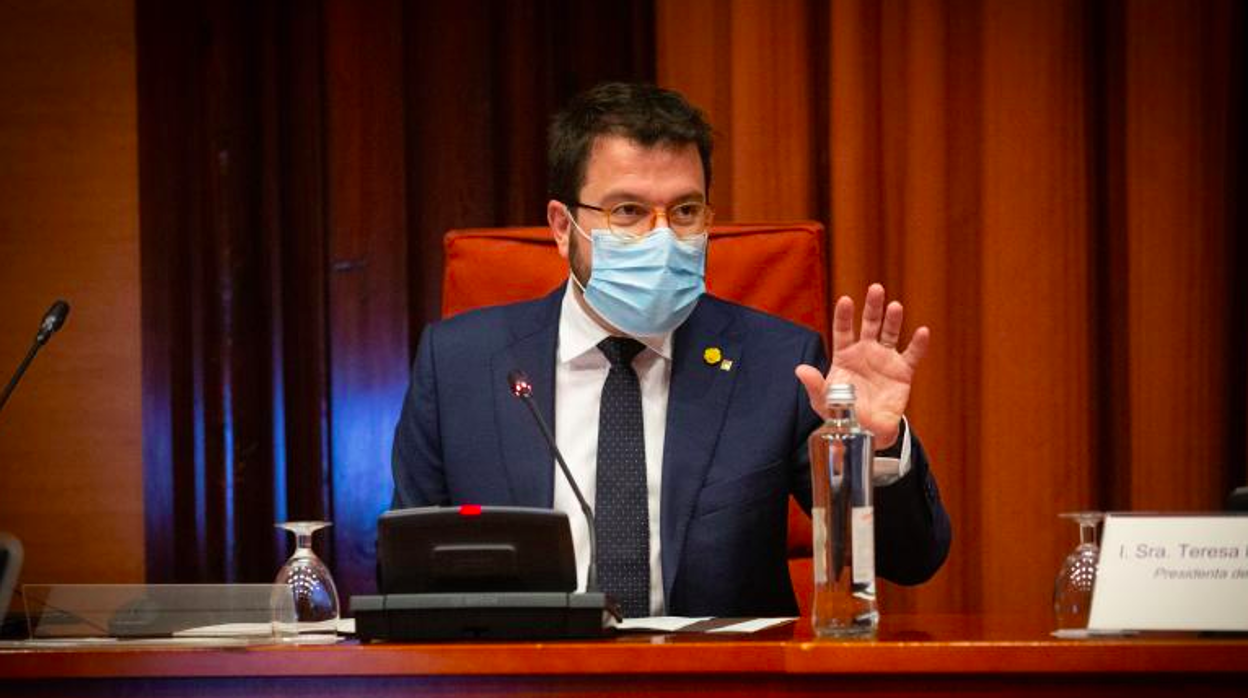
top-left (1053, 511), bottom-right (1103, 633)
top-left (274, 521), bottom-right (339, 635)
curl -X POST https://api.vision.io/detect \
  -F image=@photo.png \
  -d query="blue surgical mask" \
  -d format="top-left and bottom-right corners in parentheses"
top-left (569, 219), bottom-right (707, 337)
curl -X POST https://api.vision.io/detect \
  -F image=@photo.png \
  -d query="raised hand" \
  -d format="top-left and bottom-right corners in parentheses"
top-left (795, 283), bottom-right (929, 450)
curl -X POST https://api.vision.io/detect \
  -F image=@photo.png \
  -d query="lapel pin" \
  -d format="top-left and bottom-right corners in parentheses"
top-left (703, 347), bottom-right (723, 366)
top-left (720, 359), bottom-right (733, 372)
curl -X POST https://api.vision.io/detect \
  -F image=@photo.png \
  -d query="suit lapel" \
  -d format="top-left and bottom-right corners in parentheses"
top-left (660, 298), bottom-right (742, 599)
top-left (491, 287), bottom-right (563, 507)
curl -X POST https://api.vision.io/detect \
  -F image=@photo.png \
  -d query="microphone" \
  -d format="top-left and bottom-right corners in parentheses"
top-left (36, 300), bottom-right (70, 346)
top-left (1, 300), bottom-right (71, 417)
top-left (507, 369), bottom-right (600, 593)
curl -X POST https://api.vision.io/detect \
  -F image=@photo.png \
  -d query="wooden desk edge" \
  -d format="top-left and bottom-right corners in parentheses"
top-left (3, 638), bottom-right (1247, 679)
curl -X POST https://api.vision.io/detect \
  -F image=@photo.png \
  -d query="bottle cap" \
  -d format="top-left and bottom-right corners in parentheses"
top-left (825, 383), bottom-right (856, 403)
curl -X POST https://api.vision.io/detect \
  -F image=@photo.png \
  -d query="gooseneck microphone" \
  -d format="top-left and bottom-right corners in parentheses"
top-left (507, 369), bottom-right (601, 593)
top-left (0, 300), bottom-right (71, 417)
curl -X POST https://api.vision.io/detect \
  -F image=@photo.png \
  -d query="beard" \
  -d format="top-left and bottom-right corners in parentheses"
top-left (567, 223), bottom-right (593, 288)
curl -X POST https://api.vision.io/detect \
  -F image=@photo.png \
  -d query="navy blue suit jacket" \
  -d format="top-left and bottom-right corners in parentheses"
top-left (391, 286), bottom-right (951, 616)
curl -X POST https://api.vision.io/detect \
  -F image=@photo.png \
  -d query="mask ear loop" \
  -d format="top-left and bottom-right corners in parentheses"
top-left (570, 266), bottom-right (589, 294)
top-left (565, 205), bottom-right (593, 292)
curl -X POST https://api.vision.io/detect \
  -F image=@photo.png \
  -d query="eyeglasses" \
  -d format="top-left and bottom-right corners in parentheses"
top-left (572, 200), bottom-right (713, 240)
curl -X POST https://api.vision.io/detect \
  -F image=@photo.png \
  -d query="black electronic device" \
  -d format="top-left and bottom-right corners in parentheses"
top-left (353, 506), bottom-right (616, 641)
top-left (376, 505), bottom-right (577, 594)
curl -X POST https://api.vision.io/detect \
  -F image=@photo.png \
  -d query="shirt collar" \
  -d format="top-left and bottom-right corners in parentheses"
top-left (558, 278), bottom-right (673, 363)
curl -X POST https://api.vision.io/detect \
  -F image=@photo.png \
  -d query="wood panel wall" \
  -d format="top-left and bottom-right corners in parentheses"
top-left (0, 0), bottom-right (143, 601)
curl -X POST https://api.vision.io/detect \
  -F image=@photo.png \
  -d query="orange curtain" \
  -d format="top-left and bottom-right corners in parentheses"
top-left (658, 0), bottom-right (1245, 615)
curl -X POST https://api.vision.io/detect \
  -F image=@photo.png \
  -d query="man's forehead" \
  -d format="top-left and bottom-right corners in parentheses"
top-left (587, 134), bottom-right (698, 161)
top-left (582, 135), bottom-right (705, 196)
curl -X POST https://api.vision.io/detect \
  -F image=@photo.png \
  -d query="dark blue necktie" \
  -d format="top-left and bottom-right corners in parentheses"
top-left (595, 337), bottom-right (650, 618)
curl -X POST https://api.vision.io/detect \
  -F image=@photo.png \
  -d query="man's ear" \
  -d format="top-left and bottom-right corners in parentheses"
top-left (548, 199), bottom-right (572, 260)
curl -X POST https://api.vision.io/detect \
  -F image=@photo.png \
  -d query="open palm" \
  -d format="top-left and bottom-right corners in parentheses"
top-left (795, 284), bottom-right (929, 450)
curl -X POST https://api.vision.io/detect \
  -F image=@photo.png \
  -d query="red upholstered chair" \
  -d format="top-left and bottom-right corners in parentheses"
top-left (442, 222), bottom-right (829, 617)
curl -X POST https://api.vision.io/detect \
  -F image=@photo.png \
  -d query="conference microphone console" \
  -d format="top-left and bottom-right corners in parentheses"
top-left (352, 590), bottom-right (616, 641)
top-left (354, 506), bottom-right (620, 642)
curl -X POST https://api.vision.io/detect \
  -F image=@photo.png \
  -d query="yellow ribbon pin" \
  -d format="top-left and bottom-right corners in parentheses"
top-left (703, 347), bottom-right (722, 366)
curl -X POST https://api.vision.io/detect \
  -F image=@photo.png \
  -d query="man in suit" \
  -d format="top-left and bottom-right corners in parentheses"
top-left (392, 82), bottom-right (951, 617)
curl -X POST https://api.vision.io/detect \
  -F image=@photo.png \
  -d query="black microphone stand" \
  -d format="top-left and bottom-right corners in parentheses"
top-left (0, 301), bottom-right (70, 418)
top-left (508, 370), bottom-right (601, 593)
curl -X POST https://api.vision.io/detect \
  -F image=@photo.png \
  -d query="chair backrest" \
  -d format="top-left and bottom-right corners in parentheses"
top-left (441, 221), bottom-right (827, 614)
top-left (443, 223), bottom-right (830, 344)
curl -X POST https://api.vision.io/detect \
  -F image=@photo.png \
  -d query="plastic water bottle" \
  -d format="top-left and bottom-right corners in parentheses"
top-left (809, 383), bottom-right (878, 637)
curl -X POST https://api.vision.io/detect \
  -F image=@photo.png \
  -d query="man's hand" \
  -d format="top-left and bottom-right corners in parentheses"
top-left (795, 283), bottom-right (929, 450)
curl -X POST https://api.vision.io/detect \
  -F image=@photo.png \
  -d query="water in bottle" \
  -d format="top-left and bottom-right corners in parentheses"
top-left (809, 383), bottom-right (878, 637)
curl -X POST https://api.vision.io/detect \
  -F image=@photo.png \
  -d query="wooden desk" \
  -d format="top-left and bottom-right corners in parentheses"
top-left (2, 614), bottom-right (1245, 697)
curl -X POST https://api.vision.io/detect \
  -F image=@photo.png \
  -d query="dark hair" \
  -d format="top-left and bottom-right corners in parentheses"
top-left (548, 82), bottom-right (713, 207)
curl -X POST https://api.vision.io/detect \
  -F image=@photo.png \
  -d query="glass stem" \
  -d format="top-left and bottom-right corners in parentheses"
top-left (296, 532), bottom-right (312, 550)
top-left (1079, 522), bottom-right (1096, 547)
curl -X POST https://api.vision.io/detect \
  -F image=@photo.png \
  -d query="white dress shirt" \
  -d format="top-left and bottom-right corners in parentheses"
top-left (551, 279), bottom-right (912, 617)
top-left (554, 279), bottom-right (670, 615)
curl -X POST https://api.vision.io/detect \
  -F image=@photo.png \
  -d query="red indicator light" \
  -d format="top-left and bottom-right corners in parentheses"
top-left (459, 504), bottom-right (482, 516)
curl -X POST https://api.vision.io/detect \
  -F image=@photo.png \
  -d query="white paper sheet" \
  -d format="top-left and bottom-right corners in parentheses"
top-left (615, 616), bottom-right (713, 632)
top-left (614, 616), bottom-right (796, 634)
top-left (705, 617), bottom-right (796, 633)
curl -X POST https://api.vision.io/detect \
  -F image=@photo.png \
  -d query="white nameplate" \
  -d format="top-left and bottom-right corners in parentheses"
top-left (1088, 515), bottom-right (1248, 631)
